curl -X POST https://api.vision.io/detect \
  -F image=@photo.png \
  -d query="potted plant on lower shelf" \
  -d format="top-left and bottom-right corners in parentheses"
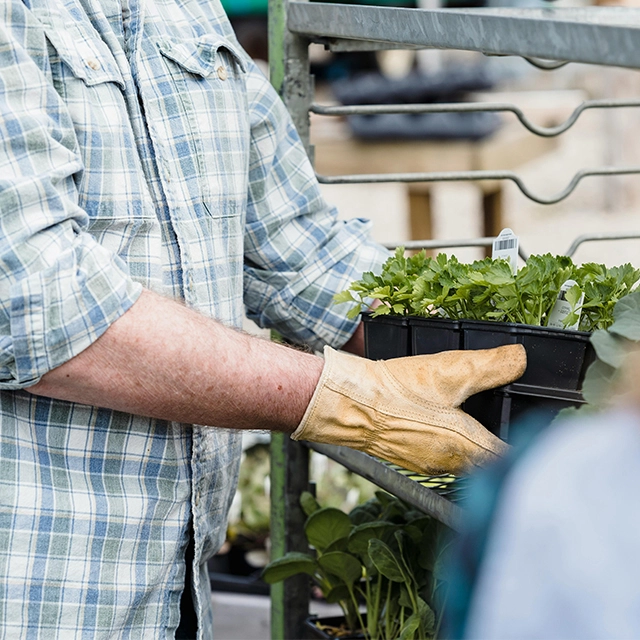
top-left (334, 249), bottom-right (640, 440)
top-left (262, 491), bottom-right (451, 640)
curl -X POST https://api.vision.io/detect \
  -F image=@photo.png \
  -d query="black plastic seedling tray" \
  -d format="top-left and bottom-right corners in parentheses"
top-left (363, 314), bottom-right (594, 441)
top-left (362, 313), bottom-right (411, 360)
top-left (410, 316), bottom-right (462, 355)
top-left (461, 320), bottom-right (595, 391)
top-left (464, 383), bottom-right (586, 442)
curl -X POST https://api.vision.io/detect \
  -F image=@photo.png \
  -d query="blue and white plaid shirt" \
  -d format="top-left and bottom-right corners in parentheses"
top-left (0, 0), bottom-right (387, 636)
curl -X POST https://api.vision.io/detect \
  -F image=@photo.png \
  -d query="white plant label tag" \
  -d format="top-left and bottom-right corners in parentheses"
top-left (547, 279), bottom-right (585, 330)
top-left (492, 228), bottom-right (519, 274)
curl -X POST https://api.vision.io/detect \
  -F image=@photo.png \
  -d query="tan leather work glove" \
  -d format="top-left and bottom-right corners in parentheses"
top-left (292, 344), bottom-right (526, 476)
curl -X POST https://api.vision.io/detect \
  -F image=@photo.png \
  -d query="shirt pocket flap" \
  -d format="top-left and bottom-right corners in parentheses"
top-left (32, 7), bottom-right (125, 88)
top-left (156, 35), bottom-right (247, 77)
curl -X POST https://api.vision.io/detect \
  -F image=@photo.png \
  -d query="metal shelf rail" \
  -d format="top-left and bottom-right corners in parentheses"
top-left (267, 3), bottom-right (640, 638)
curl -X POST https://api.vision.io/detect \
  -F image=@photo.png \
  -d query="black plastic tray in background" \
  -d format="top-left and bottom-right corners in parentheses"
top-left (461, 319), bottom-right (595, 391)
top-left (362, 313), bottom-right (411, 360)
top-left (410, 316), bottom-right (462, 355)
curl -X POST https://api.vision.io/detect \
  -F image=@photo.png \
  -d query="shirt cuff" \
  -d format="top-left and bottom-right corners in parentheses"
top-left (0, 232), bottom-right (142, 389)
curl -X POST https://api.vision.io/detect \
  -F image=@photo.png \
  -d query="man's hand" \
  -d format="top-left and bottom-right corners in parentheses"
top-left (292, 345), bottom-right (526, 475)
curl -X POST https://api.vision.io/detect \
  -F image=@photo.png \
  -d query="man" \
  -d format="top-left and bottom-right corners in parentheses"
top-left (0, 0), bottom-right (524, 636)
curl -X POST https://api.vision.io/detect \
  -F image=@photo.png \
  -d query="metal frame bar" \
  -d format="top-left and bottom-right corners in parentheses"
top-left (269, 434), bottom-right (310, 640)
top-left (306, 443), bottom-right (464, 531)
top-left (383, 237), bottom-right (530, 261)
top-left (316, 165), bottom-right (640, 206)
top-left (311, 98), bottom-right (640, 138)
top-left (564, 232), bottom-right (640, 258)
top-left (269, 0), bottom-right (314, 635)
top-left (289, 4), bottom-right (640, 70)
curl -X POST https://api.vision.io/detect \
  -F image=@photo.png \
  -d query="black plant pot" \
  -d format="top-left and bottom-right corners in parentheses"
top-left (463, 383), bottom-right (586, 442)
top-left (461, 320), bottom-right (595, 391)
top-left (305, 615), bottom-right (366, 639)
top-left (364, 314), bottom-right (595, 442)
top-left (207, 547), bottom-right (270, 596)
top-left (460, 320), bottom-right (594, 440)
top-left (410, 316), bottom-right (462, 355)
top-left (362, 313), bottom-right (411, 360)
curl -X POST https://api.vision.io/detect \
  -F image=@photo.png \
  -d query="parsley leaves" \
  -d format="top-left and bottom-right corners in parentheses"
top-left (335, 248), bottom-right (640, 332)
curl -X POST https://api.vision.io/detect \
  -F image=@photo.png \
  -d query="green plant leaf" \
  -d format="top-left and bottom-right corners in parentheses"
top-left (333, 290), bottom-right (356, 304)
top-left (318, 552), bottom-right (363, 585)
top-left (349, 496), bottom-right (383, 525)
top-left (590, 330), bottom-right (633, 368)
top-left (609, 316), bottom-right (640, 341)
top-left (305, 508), bottom-right (353, 552)
top-left (417, 597), bottom-right (436, 634)
top-left (582, 357), bottom-right (618, 406)
top-left (403, 524), bottom-right (423, 544)
top-left (398, 585), bottom-right (413, 609)
top-left (324, 537), bottom-right (348, 554)
top-left (346, 305), bottom-right (362, 320)
top-left (609, 291), bottom-right (640, 340)
top-left (261, 552), bottom-right (317, 584)
top-left (347, 522), bottom-right (396, 557)
top-left (399, 612), bottom-right (421, 640)
top-left (324, 584), bottom-right (351, 604)
top-left (300, 491), bottom-right (321, 517)
top-left (613, 290), bottom-right (640, 321)
top-left (368, 538), bottom-right (406, 582)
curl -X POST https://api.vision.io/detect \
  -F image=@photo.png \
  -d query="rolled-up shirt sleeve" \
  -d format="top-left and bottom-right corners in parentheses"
top-left (0, 22), bottom-right (141, 389)
top-left (242, 63), bottom-right (389, 351)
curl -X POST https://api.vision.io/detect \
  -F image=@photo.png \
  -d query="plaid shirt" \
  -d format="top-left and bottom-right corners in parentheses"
top-left (0, 0), bottom-right (387, 636)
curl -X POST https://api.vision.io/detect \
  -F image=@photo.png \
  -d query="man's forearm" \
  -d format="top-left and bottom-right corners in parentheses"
top-left (28, 289), bottom-right (325, 432)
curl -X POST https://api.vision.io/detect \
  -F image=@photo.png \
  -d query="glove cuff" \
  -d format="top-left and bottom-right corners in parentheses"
top-left (290, 346), bottom-right (373, 450)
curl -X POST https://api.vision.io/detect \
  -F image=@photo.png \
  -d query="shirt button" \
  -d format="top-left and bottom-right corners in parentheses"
top-left (216, 65), bottom-right (227, 81)
top-left (85, 57), bottom-right (101, 70)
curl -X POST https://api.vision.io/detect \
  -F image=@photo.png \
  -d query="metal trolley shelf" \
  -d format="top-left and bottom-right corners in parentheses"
top-left (306, 443), bottom-right (465, 529)
top-left (267, 3), bottom-right (640, 638)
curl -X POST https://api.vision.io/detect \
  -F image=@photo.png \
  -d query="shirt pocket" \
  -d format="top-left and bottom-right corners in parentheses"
top-left (33, 7), bottom-right (162, 279)
top-left (156, 35), bottom-right (247, 79)
top-left (154, 35), bottom-right (250, 217)
top-left (32, 5), bottom-right (125, 89)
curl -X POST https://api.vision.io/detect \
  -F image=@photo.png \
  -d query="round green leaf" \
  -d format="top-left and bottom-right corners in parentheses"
top-left (299, 491), bottom-right (321, 517)
top-left (582, 358), bottom-right (618, 406)
top-left (347, 522), bottom-right (395, 557)
top-left (591, 330), bottom-right (632, 368)
top-left (368, 538), bottom-right (405, 582)
top-left (613, 290), bottom-right (640, 323)
top-left (399, 612), bottom-right (421, 640)
top-left (261, 552), bottom-right (317, 584)
top-left (609, 318), bottom-right (640, 342)
top-left (305, 508), bottom-right (353, 552)
top-left (324, 584), bottom-right (351, 604)
top-left (417, 597), bottom-right (436, 635)
top-left (325, 537), bottom-right (348, 554)
top-left (318, 552), bottom-right (362, 585)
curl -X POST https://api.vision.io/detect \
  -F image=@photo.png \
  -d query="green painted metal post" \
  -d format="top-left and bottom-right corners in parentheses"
top-left (268, 0), bottom-right (313, 151)
top-left (270, 434), bottom-right (310, 639)
top-left (268, 3), bottom-right (314, 637)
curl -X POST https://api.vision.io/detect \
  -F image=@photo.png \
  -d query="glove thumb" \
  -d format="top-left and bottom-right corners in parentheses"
top-left (383, 343), bottom-right (527, 408)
